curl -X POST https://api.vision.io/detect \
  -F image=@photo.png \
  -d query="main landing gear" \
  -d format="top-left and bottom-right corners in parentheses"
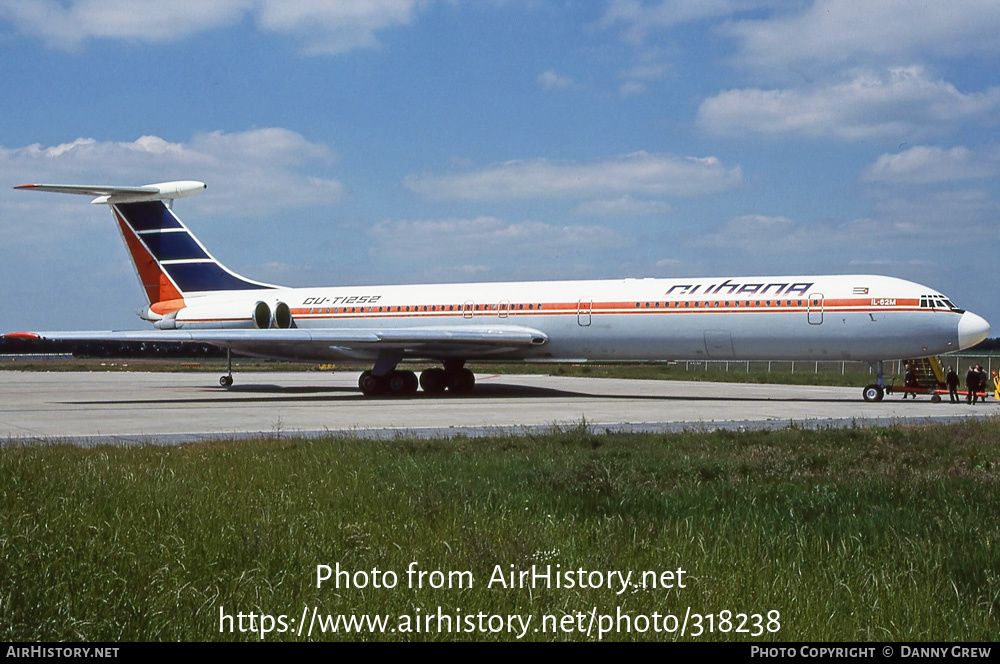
top-left (220, 348), bottom-right (235, 387)
top-left (862, 360), bottom-right (887, 402)
top-left (359, 359), bottom-right (475, 397)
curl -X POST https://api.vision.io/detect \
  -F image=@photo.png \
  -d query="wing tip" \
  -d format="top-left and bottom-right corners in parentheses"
top-left (2, 332), bottom-right (42, 340)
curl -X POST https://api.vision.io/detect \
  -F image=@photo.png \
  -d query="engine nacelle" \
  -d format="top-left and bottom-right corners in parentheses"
top-left (253, 301), bottom-right (272, 329)
top-left (274, 301), bottom-right (293, 329)
top-left (254, 301), bottom-right (294, 329)
top-left (162, 300), bottom-right (294, 330)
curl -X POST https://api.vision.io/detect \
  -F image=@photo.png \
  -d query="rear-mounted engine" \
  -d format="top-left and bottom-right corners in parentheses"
top-left (254, 301), bottom-right (294, 329)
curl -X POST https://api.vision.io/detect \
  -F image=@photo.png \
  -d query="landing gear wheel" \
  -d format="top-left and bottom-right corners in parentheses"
top-left (388, 370), bottom-right (419, 397)
top-left (447, 368), bottom-right (476, 394)
top-left (931, 393), bottom-right (942, 403)
top-left (359, 370), bottom-right (386, 396)
top-left (420, 368), bottom-right (447, 394)
top-left (862, 384), bottom-right (884, 402)
top-left (220, 375), bottom-right (234, 387)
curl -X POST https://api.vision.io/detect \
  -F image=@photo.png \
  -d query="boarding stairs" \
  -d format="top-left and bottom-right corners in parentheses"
top-left (887, 356), bottom-right (946, 401)
top-left (909, 356), bottom-right (945, 390)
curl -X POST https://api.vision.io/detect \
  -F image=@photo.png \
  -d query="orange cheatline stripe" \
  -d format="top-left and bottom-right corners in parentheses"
top-left (278, 298), bottom-right (933, 323)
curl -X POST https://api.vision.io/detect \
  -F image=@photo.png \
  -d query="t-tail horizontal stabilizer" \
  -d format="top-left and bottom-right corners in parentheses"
top-left (15, 181), bottom-right (206, 206)
top-left (15, 180), bottom-right (275, 304)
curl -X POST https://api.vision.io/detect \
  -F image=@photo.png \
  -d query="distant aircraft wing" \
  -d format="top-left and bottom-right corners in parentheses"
top-left (4, 325), bottom-right (549, 356)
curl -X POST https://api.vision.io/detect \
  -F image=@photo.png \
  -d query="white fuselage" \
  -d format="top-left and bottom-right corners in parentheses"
top-left (165, 274), bottom-right (983, 363)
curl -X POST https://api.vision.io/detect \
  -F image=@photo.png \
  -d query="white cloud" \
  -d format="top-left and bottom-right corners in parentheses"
top-left (697, 67), bottom-right (1000, 140)
top-left (369, 217), bottom-right (628, 256)
top-left (0, 0), bottom-right (428, 54)
top-left (619, 81), bottom-right (647, 97)
top-left (616, 46), bottom-right (671, 96)
top-left (869, 189), bottom-right (997, 234)
top-left (0, 0), bottom-right (251, 48)
top-left (190, 128), bottom-right (336, 165)
top-left (695, 187), bottom-right (998, 266)
top-left (599, 0), bottom-right (754, 45)
top-left (863, 145), bottom-right (999, 184)
top-left (725, 0), bottom-right (1000, 70)
top-left (697, 214), bottom-right (802, 249)
top-left (256, 0), bottom-right (423, 55)
top-left (366, 216), bottom-right (631, 280)
top-left (537, 70), bottom-right (575, 91)
top-left (404, 152), bottom-right (742, 201)
top-left (618, 52), bottom-right (671, 82)
top-left (600, 0), bottom-right (1000, 66)
top-left (0, 128), bottom-right (344, 227)
top-left (571, 196), bottom-right (670, 217)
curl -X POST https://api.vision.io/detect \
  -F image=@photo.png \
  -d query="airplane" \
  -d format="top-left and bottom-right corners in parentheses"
top-left (5, 180), bottom-right (991, 401)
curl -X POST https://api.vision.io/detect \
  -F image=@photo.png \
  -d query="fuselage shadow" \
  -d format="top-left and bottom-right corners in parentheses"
top-left (63, 378), bottom-right (864, 405)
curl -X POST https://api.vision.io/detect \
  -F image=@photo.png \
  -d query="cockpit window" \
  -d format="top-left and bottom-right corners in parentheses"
top-left (920, 294), bottom-right (964, 313)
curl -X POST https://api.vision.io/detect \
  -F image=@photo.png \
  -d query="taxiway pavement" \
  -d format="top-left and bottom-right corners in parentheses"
top-left (0, 371), bottom-right (995, 445)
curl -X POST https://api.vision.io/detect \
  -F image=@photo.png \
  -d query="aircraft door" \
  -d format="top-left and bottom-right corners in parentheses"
top-left (704, 330), bottom-right (735, 358)
top-left (807, 293), bottom-right (824, 325)
top-left (578, 299), bottom-right (592, 327)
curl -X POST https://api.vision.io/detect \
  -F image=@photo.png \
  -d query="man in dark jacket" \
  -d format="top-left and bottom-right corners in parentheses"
top-left (966, 366), bottom-right (979, 404)
top-left (946, 367), bottom-right (960, 403)
top-left (903, 363), bottom-right (918, 399)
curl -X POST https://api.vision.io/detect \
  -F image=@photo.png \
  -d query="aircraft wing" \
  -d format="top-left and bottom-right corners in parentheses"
top-left (4, 325), bottom-right (549, 354)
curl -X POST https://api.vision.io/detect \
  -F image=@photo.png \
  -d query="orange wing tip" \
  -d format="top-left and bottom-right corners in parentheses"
top-left (3, 332), bottom-right (42, 339)
top-left (13, 184), bottom-right (37, 190)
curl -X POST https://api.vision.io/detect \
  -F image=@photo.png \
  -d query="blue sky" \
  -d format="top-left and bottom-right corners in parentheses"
top-left (1, 0), bottom-right (998, 331)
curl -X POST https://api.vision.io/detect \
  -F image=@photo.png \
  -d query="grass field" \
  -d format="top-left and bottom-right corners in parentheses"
top-left (476, 360), bottom-right (884, 387)
top-left (2, 419), bottom-right (998, 641)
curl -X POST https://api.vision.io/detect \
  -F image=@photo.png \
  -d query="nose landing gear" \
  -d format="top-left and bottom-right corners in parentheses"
top-left (862, 360), bottom-right (887, 401)
top-left (862, 383), bottom-right (884, 402)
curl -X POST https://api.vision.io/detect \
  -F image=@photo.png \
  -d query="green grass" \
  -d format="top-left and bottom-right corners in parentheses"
top-left (473, 360), bottom-right (883, 387)
top-left (2, 420), bottom-right (999, 641)
top-left (0, 357), bottom-right (321, 373)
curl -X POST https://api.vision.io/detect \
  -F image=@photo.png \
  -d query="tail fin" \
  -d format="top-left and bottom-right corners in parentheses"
top-left (110, 199), bottom-right (276, 301)
top-left (15, 181), bottom-right (277, 308)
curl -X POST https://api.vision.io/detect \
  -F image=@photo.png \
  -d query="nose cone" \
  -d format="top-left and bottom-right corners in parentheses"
top-left (958, 311), bottom-right (991, 350)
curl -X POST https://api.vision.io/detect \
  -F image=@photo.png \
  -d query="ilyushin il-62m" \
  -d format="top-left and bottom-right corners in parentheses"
top-left (6, 181), bottom-right (991, 400)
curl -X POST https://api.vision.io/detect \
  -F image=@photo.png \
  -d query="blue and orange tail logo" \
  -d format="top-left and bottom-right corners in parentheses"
top-left (15, 181), bottom-right (278, 313)
top-left (111, 201), bottom-right (275, 308)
